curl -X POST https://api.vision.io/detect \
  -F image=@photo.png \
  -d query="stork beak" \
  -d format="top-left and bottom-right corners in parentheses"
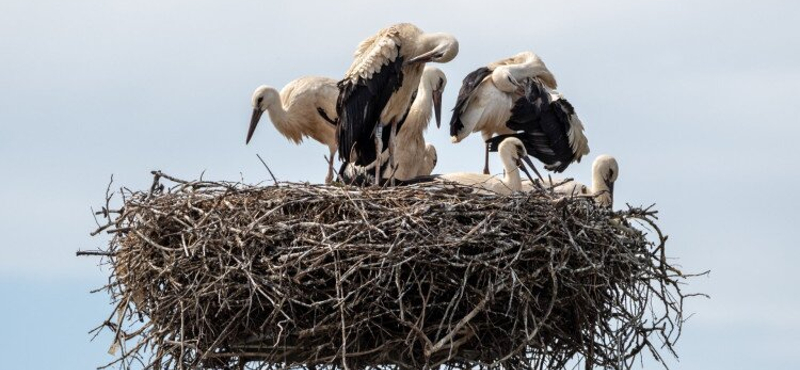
top-left (606, 180), bottom-right (615, 207)
top-left (509, 76), bottom-right (525, 95)
top-left (517, 158), bottom-right (536, 184)
top-left (432, 88), bottom-right (443, 128)
top-left (407, 49), bottom-right (439, 64)
top-left (521, 156), bottom-right (545, 182)
top-left (246, 108), bottom-right (263, 144)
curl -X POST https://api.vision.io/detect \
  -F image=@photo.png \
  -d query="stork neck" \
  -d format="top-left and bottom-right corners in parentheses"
top-left (502, 160), bottom-right (522, 192)
top-left (264, 98), bottom-right (292, 134)
top-left (592, 173), bottom-right (612, 206)
top-left (405, 85), bottom-right (433, 131)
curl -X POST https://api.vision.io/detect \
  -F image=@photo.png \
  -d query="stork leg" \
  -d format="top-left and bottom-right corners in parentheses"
top-left (388, 121), bottom-right (398, 186)
top-left (374, 125), bottom-right (383, 186)
top-left (324, 149), bottom-right (335, 185)
top-left (483, 142), bottom-right (491, 175)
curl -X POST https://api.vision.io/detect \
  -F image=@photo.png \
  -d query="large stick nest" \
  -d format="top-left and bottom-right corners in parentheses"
top-left (87, 171), bottom-right (693, 370)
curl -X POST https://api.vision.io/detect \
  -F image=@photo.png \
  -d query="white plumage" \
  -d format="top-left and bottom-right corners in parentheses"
top-left (433, 137), bottom-right (528, 195)
top-left (450, 51), bottom-right (589, 176)
top-left (337, 23), bottom-right (459, 184)
top-left (523, 155), bottom-right (619, 207)
top-left (387, 66), bottom-right (446, 180)
top-left (248, 76), bottom-right (339, 183)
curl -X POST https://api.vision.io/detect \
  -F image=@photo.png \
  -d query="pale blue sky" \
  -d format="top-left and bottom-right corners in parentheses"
top-left (1, 0), bottom-right (798, 369)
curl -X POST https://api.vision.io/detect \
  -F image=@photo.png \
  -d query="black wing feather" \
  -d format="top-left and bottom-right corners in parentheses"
top-left (336, 48), bottom-right (405, 166)
top-left (449, 67), bottom-right (492, 137)
top-left (500, 79), bottom-right (577, 173)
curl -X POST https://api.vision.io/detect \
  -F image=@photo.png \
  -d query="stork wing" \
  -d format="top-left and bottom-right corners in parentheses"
top-left (485, 132), bottom-right (558, 164)
top-left (336, 29), bottom-right (405, 165)
top-left (501, 79), bottom-right (579, 172)
top-left (449, 66), bottom-right (492, 137)
top-left (552, 97), bottom-right (589, 163)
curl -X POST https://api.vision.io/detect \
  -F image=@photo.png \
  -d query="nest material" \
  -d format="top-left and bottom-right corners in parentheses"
top-left (88, 171), bottom-right (691, 370)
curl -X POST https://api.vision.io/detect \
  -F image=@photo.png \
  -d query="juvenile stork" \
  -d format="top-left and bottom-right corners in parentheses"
top-left (449, 52), bottom-right (588, 175)
top-left (523, 155), bottom-right (619, 207)
top-left (247, 76), bottom-right (339, 183)
top-left (385, 66), bottom-right (446, 180)
top-left (337, 23), bottom-right (458, 184)
top-left (408, 137), bottom-right (532, 195)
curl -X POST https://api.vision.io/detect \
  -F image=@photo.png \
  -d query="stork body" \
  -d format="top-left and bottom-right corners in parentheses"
top-left (248, 76), bottom-right (339, 183)
top-left (337, 23), bottom-right (458, 184)
top-left (523, 155), bottom-right (619, 207)
top-left (449, 52), bottom-right (588, 175)
top-left (417, 137), bottom-right (529, 195)
top-left (386, 66), bottom-right (446, 180)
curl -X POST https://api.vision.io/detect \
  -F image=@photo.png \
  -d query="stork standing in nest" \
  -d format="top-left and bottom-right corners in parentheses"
top-left (247, 76), bottom-right (339, 184)
top-left (449, 52), bottom-right (588, 176)
top-left (383, 66), bottom-right (446, 180)
top-left (336, 23), bottom-right (459, 185)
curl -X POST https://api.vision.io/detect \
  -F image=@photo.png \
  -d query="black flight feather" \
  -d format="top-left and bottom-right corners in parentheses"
top-left (336, 47), bottom-right (405, 166)
top-left (449, 67), bottom-right (492, 137)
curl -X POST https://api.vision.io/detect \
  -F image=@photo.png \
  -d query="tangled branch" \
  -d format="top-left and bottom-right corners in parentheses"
top-left (84, 172), bottom-right (696, 370)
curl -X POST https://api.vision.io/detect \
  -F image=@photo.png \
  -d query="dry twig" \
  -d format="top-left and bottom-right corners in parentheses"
top-left (85, 173), bottom-right (696, 370)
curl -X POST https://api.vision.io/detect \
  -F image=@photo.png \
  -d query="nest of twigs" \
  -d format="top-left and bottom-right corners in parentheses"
top-left (85, 171), bottom-right (693, 370)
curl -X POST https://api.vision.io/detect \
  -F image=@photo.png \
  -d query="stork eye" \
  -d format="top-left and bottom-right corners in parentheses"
top-left (257, 97), bottom-right (264, 104)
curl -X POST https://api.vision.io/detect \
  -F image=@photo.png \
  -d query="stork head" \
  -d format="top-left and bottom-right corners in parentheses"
top-left (491, 66), bottom-right (525, 94)
top-left (422, 66), bottom-right (447, 128)
top-left (592, 154), bottom-right (619, 207)
top-left (247, 86), bottom-right (280, 144)
top-left (497, 137), bottom-right (528, 170)
top-left (408, 33), bottom-right (459, 64)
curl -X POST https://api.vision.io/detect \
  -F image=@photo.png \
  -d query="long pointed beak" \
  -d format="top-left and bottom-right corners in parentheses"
top-left (521, 156), bottom-right (545, 182)
top-left (407, 49), bottom-right (438, 64)
top-left (517, 158), bottom-right (536, 183)
top-left (607, 180), bottom-right (615, 207)
top-left (509, 76), bottom-right (525, 95)
top-left (246, 108), bottom-right (263, 144)
top-left (432, 88), bottom-right (443, 128)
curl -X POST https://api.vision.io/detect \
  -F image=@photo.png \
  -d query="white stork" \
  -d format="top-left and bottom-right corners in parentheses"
top-left (449, 52), bottom-right (588, 176)
top-left (385, 66), bottom-right (446, 180)
top-left (523, 154), bottom-right (619, 207)
top-left (247, 76), bottom-right (339, 183)
top-left (337, 23), bottom-right (458, 184)
top-left (410, 137), bottom-right (532, 195)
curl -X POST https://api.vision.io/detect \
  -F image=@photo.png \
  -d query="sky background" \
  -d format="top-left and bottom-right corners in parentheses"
top-left (1, 0), bottom-right (798, 369)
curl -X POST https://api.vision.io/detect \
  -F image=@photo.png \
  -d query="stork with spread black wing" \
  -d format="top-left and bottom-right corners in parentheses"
top-left (449, 51), bottom-right (588, 177)
top-left (336, 23), bottom-right (458, 185)
top-left (485, 77), bottom-right (589, 180)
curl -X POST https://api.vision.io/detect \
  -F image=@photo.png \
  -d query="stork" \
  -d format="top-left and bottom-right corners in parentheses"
top-left (336, 23), bottom-right (458, 185)
top-left (383, 66), bottom-right (446, 180)
top-left (410, 137), bottom-right (532, 195)
top-left (449, 52), bottom-right (588, 175)
top-left (523, 155), bottom-right (619, 207)
top-left (247, 76), bottom-right (339, 183)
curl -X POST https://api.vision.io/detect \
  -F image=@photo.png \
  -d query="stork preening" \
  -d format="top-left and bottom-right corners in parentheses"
top-left (336, 23), bottom-right (458, 184)
top-left (339, 66), bottom-right (445, 184)
top-left (523, 155), bottom-right (619, 207)
top-left (449, 52), bottom-right (588, 176)
top-left (410, 137), bottom-right (532, 195)
top-left (248, 77), bottom-right (340, 183)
